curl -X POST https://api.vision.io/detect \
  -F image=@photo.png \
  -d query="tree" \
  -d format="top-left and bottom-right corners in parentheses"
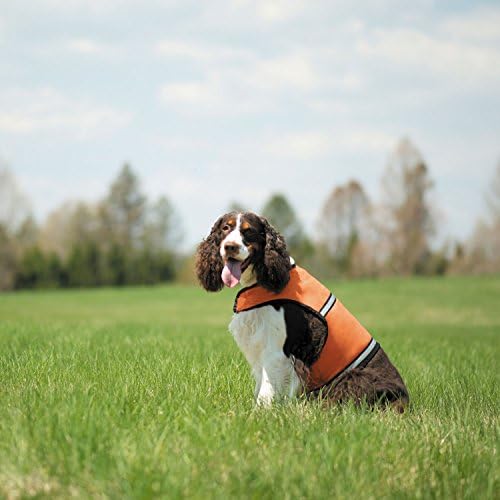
top-left (0, 165), bottom-right (35, 289)
top-left (101, 164), bottom-right (146, 249)
top-left (486, 162), bottom-right (500, 222)
top-left (380, 138), bottom-right (436, 275)
top-left (0, 225), bottom-right (17, 290)
top-left (15, 216), bottom-right (39, 249)
top-left (142, 196), bottom-right (182, 252)
top-left (0, 164), bottom-right (32, 235)
top-left (66, 241), bottom-right (102, 287)
top-left (454, 163), bottom-right (500, 274)
top-left (3, 163), bottom-right (183, 289)
top-left (103, 243), bottom-right (127, 286)
top-left (319, 180), bottom-right (370, 274)
top-left (261, 193), bottom-right (312, 261)
top-left (15, 247), bottom-right (46, 289)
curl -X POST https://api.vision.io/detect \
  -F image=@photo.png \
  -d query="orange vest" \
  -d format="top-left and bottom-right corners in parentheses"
top-left (233, 266), bottom-right (378, 392)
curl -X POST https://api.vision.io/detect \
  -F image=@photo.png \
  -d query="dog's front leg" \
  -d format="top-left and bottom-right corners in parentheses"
top-left (255, 351), bottom-right (299, 406)
top-left (256, 365), bottom-right (275, 406)
top-left (252, 366), bottom-right (263, 400)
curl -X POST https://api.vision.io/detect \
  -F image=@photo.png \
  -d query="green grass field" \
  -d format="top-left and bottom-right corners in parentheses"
top-left (0, 276), bottom-right (498, 499)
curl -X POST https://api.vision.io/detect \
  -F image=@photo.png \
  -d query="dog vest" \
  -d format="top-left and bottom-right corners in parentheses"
top-left (233, 265), bottom-right (378, 392)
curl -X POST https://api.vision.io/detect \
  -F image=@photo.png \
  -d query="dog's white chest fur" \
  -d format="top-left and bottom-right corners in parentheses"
top-left (229, 305), bottom-right (301, 405)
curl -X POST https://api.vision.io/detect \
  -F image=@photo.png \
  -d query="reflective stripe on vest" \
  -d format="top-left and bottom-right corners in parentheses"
top-left (233, 266), bottom-right (376, 392)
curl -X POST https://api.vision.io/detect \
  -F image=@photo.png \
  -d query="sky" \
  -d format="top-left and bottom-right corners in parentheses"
top-left (1, 0), bottom-right (499, 249)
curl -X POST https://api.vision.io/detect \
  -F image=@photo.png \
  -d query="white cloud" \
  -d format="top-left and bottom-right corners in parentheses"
top-left (225, 0), bottom-right (308, 24)
top-left (265, 132), bottom-right (331, 159)
top-left (0, 88), bottom-right (132, 139)
top-left (66, 38), bottom-right (103, 54)
top-left (157, 39), bottom-right (320, 91)
top-left (31, 0), bottom-right (150, 14)
top-left (64, 38), bottom-right (121, 57)
top-left (255, 0), bottom-right (307, 23)
top-left (30, 37), bottom-right (123, 60)
top-left (357, 27), bottom-right (500, 86)
top-left (155, 39), bottom-right (254, 64)
top-left (248, 54), bottom-right (319, 91)
top-left (265, 129), bottom-right (394, 160)
top-left (442, 7), bottom-right (500, 43)
top-left (152, 135), bottom-right (214, 153)
top-left (157, 49), bottom-right (323, 115)
top-left (159, 82), bottom-right (218, 107)
top-left (334, 130), bottom-right (395, 153)
top-left (156, 38), bottom-right (326, 115)
top-left (157, 77), bottom-right (236, 115)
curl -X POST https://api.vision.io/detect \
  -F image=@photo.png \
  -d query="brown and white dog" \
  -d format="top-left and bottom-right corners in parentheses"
top-left (196, 211), bottom-right (409, 409)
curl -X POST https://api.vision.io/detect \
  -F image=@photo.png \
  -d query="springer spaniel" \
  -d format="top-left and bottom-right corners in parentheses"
top-left (196, 211), bottom-right (409, 409)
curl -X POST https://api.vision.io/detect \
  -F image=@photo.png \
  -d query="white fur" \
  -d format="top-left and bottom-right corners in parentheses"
top-left (220, 214), bottom-right (250, 262)
top-left (229, 304), bottom-right (302, 406)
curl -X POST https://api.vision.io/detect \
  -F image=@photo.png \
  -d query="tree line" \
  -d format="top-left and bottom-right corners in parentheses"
top-left (0, 165), bottom-right (180, 290)
top-left (261, 139), bottom-right (499, 279)
top-left (1, 138), bottom-right (499, 290)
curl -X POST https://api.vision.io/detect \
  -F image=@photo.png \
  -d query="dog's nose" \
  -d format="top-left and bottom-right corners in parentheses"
top-left (224, 242), bottom-right (240, 254)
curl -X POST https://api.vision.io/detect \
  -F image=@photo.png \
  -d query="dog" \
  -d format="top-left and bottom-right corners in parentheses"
top-left (196, 211), bottom-right (409, 409)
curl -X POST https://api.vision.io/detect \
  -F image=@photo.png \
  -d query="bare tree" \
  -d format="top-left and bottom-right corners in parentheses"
top-left (454, 163), bottom-right (500, 274)
top-left (0, 164), bottom-right (32, 235)
top-left (486, 162), bottom-right (500, 222)
top-left (380, 138), bottom-right (435, 274)
top-left (319, 180), bottom-right (371, 274)
top-left (0, 164), bottom-right (34, 289)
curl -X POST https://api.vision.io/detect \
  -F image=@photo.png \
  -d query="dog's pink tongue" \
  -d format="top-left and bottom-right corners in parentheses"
top-left (221, 260), bottom-right (242, 288)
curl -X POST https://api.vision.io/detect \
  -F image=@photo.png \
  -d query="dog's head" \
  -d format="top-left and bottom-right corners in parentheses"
top-left (196, 212), bottom-right (291, 293)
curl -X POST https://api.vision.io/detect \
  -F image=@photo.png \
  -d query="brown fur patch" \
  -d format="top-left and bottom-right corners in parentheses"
top-left (308, 347), bottom-right (409, 410)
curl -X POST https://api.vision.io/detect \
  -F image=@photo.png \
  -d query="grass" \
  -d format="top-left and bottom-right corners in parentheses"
top-left (0, 275), bottom-right (498, 499)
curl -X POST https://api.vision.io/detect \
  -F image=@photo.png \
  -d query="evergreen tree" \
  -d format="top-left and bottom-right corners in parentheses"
top-left (261, 193), bottom-right (312, 262)
top-left (15, 247), bottom-right (48, 289)
top-left (66, 242), bottom-right (102, 287)
top-left (102, 164), bottom-right (146, 249)
top-left (104, 243), bottom-right (127, 286)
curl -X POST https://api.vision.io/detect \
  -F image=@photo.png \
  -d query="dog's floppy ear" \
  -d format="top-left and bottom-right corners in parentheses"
top-left (196, 216), bottom-right (225, 292)
top-left (254, 216), bottom-right (291, 293)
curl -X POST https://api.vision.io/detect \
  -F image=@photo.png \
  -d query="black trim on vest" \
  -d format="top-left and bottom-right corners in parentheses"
top-left (319, 293), bottom-right (337, 317)
top-left (319, 293), bottom-right (331, 312)
top-left (357, 341), bottom-right (380, 369)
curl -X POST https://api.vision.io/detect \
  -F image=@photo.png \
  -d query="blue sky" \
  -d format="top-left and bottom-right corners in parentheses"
top-left (1, 0), bottom-right (499, 249)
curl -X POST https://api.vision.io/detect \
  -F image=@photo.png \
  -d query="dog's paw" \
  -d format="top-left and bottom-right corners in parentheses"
top-left (255, 393), bottom-right (273, 407)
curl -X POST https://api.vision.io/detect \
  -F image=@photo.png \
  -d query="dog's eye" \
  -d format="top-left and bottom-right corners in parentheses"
top-left (222, 224), bottom-right (231, 232)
